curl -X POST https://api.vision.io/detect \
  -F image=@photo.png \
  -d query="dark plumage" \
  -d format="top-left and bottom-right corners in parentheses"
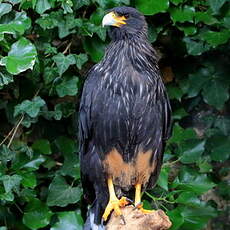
top-left (79, 6), bottom-right (172, 230)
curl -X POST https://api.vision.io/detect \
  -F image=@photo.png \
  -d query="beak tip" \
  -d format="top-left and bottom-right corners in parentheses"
top-left (102, 12), bottom-right (115, 27)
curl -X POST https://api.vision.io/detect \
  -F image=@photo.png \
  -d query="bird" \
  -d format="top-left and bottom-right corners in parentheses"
top-left (79, 6), bottom-right (172, 230)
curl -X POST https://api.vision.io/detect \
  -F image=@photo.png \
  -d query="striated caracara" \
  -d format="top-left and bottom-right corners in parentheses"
top-left (79, 6), bottom-right (172, 230)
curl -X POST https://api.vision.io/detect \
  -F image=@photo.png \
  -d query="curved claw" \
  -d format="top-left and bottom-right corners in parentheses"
top-left (125, 197), bottom-right (134, 204)
top-left (120, 214), bottom-right (126, 225)
top-left (133, 201), bottom-right (143, 210)
top-left (102, 196), bottom-right (130, 221)
top-left (133, 202), bottom-right (155, 214)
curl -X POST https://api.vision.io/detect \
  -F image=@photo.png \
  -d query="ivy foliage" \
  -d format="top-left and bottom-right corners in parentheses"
top-left (0, 0), bottom-right (229, 229)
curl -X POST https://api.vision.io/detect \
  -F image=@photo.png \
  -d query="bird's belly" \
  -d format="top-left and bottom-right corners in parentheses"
top-left (102, 148), bottom-right (156, 188)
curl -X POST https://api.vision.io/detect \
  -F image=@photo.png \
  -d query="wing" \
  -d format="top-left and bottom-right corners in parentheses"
top-left (79, 67), bottom-right (102, 203)
top-left (144, 77), bottom-right (172, 189)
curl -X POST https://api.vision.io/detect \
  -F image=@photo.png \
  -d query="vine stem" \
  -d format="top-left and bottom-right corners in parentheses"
top-left (163, 158), bottom-right (181, 167)
top-left (145, 191), bottom-right (175, 204)
top-left (0, 88), bottom-right (40, 148)
top-left (7, 114), bottom-right (24, 148)
top-left (0, 126), bottom-right (15, 147)
top-left (62, 41), bottom-right (72, 54)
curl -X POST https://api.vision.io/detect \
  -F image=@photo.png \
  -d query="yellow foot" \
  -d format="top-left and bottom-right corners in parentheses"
top-left (102, 196), bottom-right (129, 221)
top-left (134, 202), bottom-right (155, 214)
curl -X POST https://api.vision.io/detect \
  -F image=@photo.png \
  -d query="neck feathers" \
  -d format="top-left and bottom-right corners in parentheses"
top-left (102, 36), bottom-right (157, 73)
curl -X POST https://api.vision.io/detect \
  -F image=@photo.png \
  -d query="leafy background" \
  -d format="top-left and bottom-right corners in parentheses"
top-left (0, 0), bottom-right (229, 229)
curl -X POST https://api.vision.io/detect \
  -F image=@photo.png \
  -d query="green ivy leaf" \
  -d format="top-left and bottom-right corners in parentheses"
top-left (169, 123), bottom-right (196, 144)
top-left (202, 78), bottom-right (229, 110)
top-left (52, 53), bottom-right (76, 76)
top-left (43, 66), bottom-right (58, 85)
top-left (0, 37), bottom-right (37, 75)
top-left (96, 26), bottom-right (107, 41)
top-left (83, 36), bottom-right (106, 62)
top-left (170, 0), bottom-right (184, 5)
top-left (201, 30), bottom-right (230, 47)
top-left (61, 0), bottom-right (73, 14)
top-left (11, 151), bottom-right (46, 171)
top-left (90, 7), bottom-right (105, 25)
top-left (148, 25), bottom-right (163, 43)
top-left (167, 84), bottom-right (184, 101)
top-left (187, 68), bottom-right (211, 97)
top-left (135, 0), bottom-right (169, 15)
top-left (80, 22), bottom-right (99, 37)
top-left (167, 208), bottom-right (184, 230)
top-left (179, 140), bottom-right (205, 164)
top-left (222, 15), bottom-right (230, 29)
top-left (54, 136), bottom-right (76, 155)
top-left (183, 37), bottom-right (211, 56)
top-left (35, 0), bottom-right (52, 14)
top-left (0, 12), bottom-right (31, 35)
top-left (20, 171), bottom-right (37, 188)
top-left (75, 0), bottom-right (90, 9)
top-left (0, 174), bottom-right (22, 193)
top-left (172, 167), bottom-right (216, 194)
top-left (169, 6), bottom-right (195, 23)
top-left (214, 116), bottom-right (230, 135)
top-left (178, 205), bottom-right (217, 229)
top-left (23, 199), bottom-right (53, 229)
top-left (207, 0), bottom-right (226, 14)
top-left (51, 211), bottom-right (83, 230)
top-left (195, 11), bottom-right (218, 25)
top-left (57, 16), bottom-right (82, 38)
top-left (22, 155), bottom-right (46, 171)
top-left (54, 102), bottom-right (75, 118)
top-left (0, 145), bottom-right (14, 165)
top-left (177, 24), bottom-right (197, 35)
top-left (0, 71), bottom-right (13, 88)
top-left (157, 166), bottom-right (170, 190)
top-left (173, 108), bottom-right (188, 120)
top-left (58, 137), bottom-right (80, 179)
top-left (14, 96), bottom-right (46, 118)
top-left (20, 188), bottom-right (37, 202)
top-left (47, 176), bottom-right (82, 207)
top-left (32, 139), bottom-right (52, 155)
top-left (35, 11), bottom-right (61, 30)
top-left (206, 135), bottom-right (230, 162)
top-left (56, 76), bottom-right (78, 97)
top-left (94, 0), bottom-right (130, 8)
top-left (198, 160), bottom-right (213, 173)
top-left (175, 191), bottom-right (201, 206)
top-left (0, 3), bottom-right (12, 18)
top-left (74, 53), bottom-right (88, 70)
top-left (0, 227), bottom-right (7, 230)
top-left (0, 191), bottom-right (14, 201)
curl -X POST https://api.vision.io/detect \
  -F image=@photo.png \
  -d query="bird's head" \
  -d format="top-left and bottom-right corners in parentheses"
top-left (102, 6), bottom-right (147, 40)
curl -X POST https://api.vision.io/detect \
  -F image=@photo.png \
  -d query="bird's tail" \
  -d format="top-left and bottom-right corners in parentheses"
top-left (83, 201), bottom-right (105, 230)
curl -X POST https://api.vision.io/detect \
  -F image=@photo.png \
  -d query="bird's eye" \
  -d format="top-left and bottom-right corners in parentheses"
top-left (124, 13), bottom-right (129, 19)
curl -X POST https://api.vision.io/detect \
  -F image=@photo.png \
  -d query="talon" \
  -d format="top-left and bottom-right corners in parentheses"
top-left (102, 196), bottom-right (129, 221)
top-left (119, 196), bottom-right (130, 206)
top-left (102, 178), bottom-right (130, 222)
top-left (125, 197), bottom-right (133, 204)
top-left (133, 201), bottom-right (142, 210)
top-left (120, 214), bottom-right (126, 225)
top-left (139, 207), bottom-right (155, 214)
top-left (134, 184), bottom-right (155, 214)
top-left (134, 202), bottom-right (155, 214)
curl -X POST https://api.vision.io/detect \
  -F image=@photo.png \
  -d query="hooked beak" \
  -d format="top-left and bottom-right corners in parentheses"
top-left (102, 12), bottom-right (127, 27)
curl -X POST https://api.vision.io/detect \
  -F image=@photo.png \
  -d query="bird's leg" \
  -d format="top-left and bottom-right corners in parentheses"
top-left (134, 183), bottom-right (154, 214)
top-left (102, 178), bottom-right (129, 222)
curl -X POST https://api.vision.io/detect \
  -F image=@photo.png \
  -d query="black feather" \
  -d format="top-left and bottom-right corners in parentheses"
top-left (79, 6), bottom-right (172, 226)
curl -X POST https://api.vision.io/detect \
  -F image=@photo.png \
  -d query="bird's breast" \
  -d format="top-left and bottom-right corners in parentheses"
top-left (102, 148), bottom-right (156, 189)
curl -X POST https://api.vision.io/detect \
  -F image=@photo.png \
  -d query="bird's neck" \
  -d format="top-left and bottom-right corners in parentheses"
top-left (102, 36), bottom-right (157, 72)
